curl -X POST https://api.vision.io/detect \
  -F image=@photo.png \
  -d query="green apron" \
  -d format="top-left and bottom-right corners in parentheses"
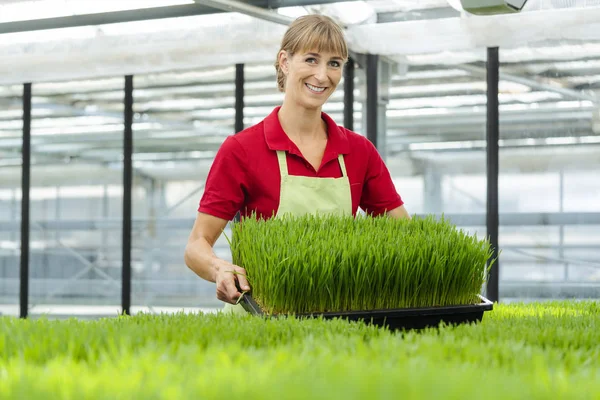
top-left (222, 149), bottom-right (353, 314)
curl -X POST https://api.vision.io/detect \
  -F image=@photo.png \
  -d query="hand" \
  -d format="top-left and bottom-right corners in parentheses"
top-left (213, 259), bottom-right (251, 304)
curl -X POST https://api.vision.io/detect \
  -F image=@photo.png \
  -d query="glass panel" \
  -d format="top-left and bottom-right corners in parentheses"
top-left (28, 77), bottom-right (124, 317)
top-left (498, 49), bottom-right (600, 301)
top-left (131, 66), bottom-right (237, 310)
top-left (0, 83), bottom-right (23, 317)
top-left (384, 55), bottom-right (488, 217)
top-left (383, 44), bottom-right (600, 303)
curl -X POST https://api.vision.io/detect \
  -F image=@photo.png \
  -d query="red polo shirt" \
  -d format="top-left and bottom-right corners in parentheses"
top-left (198, 106), bottom-right (403, 220)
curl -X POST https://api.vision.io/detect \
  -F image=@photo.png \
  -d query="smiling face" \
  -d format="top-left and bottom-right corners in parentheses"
top-left (274, 15), bottom-right (348, 110)
top-left (278, 49), bottom-right (344, 110)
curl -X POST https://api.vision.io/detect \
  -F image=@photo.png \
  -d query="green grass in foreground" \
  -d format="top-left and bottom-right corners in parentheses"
top-left (0, 300), bottom-right (598, 399)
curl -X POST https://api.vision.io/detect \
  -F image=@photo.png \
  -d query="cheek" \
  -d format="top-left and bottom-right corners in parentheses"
top-left (293, 66), bottom-right (311, 80)
top-left (330, 73), bottom-right (342, 86)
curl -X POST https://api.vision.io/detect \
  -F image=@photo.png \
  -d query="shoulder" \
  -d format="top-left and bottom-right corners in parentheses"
top-left (341, 127), bottom-right (373, 144)
top-left (230, 121), bottom-right (265, 144)
top-left (217, 121), bottom-right (265, 156)
top-left (320, 111), bottom-right (375, 155)
top-left (337, 126), bottom-right (378, 155)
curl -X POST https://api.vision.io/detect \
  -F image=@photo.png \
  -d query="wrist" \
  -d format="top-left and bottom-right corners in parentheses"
top-left (209, 256), bottom-right (221, 282)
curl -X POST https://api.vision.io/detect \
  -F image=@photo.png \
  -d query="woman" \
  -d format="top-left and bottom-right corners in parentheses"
top-left (184, 14), bottom-right (410, 312)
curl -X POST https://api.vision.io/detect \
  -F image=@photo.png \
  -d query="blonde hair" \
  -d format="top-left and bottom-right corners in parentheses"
top-left (275, 14), bottom-right (348, 92)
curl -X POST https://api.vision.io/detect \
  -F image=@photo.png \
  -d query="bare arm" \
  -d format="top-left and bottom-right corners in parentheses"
top-left (386, 205), bottom-right (411, 220)
top-left (184, 212), bottom-right (250, 304)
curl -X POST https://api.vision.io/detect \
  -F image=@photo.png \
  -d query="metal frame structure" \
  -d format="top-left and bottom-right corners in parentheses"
top-left (366, 54), bottom-right (379, 149)
top-left (122, 76), bottom-right (134, 316)
top-left (235, 64), bottom-right (245, 134)
top-left (0, 0), bottom-right (355, 34)
top-left (19, 83), bottom-right (31, 318)
top-left (4, 0), bottom-right (599, 317)
top-left (486, 47), bottom-right (500, 302)
top-left (14, 54), bottom-right (502, 315)
top-left (343, 57), bottom-right (355, 131)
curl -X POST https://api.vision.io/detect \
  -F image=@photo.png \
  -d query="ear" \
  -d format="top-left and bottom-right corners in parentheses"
top-left (278, 50), bottom-right (290, 75)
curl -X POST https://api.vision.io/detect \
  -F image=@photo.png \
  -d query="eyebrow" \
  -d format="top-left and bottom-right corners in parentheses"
top-left (305, 52), bottom-right (344, 60)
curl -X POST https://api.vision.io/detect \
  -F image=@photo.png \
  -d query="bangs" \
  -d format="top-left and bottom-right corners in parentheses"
top-left (289, 23), bottom-right (348, 60)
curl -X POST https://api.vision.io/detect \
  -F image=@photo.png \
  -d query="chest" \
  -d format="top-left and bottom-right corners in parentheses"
top-left (295, 140), bottom-right (328, 172)
top-left (245, 150), bottom-right (364, 218)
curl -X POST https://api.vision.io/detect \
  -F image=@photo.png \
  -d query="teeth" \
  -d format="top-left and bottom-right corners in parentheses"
top-left (306, 84), bottom-right (325, 93)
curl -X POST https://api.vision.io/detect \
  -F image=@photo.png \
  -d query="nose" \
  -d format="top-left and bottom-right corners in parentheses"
top-left (314, 63), bottom-right (328, 83)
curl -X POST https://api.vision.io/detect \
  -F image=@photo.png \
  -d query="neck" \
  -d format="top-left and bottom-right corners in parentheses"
top-left (278, 101), bottom-right (326, 143)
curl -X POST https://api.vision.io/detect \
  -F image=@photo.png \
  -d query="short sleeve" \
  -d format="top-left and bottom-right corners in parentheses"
top-left (359, 139), bottom-right (404, 217)
top-left (198, 136), bottom-right (248, 221)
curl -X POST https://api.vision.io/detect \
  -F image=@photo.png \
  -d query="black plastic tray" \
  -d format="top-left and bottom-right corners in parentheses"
top-left (238, 293), bottom-right (493, 331)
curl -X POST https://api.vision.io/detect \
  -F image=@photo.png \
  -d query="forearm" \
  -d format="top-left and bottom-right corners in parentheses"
top-left (184, 237), bottom-right (221, 283)
top-left (387, 205), bottom-right (411, 219)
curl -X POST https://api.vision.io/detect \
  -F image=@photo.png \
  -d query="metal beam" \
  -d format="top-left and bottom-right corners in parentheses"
top-left (0, 1), bottom-right (353, 34)
top-left (13, 243), bottom-right (597, 254)
top-left (343, 57), bottom-right (354, 131)
top-left (235, 64), bottom-right (245, 134)
top-left (5, 242), bottom-right (599, 256)
top-left (122, 75), bottom-right (134, 316)
top-left (194, 0), bottom-right (293, 25)
top-left (386, 108), bottom-right (593, 129)
top-left (458, 64), bottom-right (599, 104)
top-left (234, 63), bottom-right (245, 222)
top-left (2, 212), bottom-right (598, 232)
top-left (424, 166), bottom-right (443, 213)
top-left (0, 4), bottom-right (215, 34)
top-left (19, 82), bottom-right (31, 319)
top-left (377, 7), bottom-right (459, 23)
top-left (364, 54), bottom-right (392, 155)
top-left (498, 283), bottom-right (600, 301)
top-left (366, 54), bottom-right (379, 149)
top-left (486, 47), bottom-right (500, 303)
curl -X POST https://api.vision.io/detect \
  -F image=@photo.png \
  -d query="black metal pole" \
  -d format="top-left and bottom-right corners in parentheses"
top-left (365, 54), bottom-right (378, 148)
top-left (486, 47), bottom-right (500, 303)
top-left (366, 54), bottom-right (378, 148)
top-left (343, 57), bottom-right (354, 131)
top-left (233, 64), bottom-right (245, 223)
top-left (235, 63), bottom-right (244, 134)
top-left (122, 75), bottom-right (133, 315)
top-left (20, 83), bottom-right (31, 319)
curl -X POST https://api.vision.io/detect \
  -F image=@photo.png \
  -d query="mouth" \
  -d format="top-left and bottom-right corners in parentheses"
top-left (305, 83), bottom-right (327, 94)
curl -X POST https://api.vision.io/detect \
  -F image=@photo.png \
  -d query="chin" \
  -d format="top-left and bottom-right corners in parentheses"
top-left (301, 101), bottom-right (324, 111)
top-left (300, 96), bottom-right (329, 110)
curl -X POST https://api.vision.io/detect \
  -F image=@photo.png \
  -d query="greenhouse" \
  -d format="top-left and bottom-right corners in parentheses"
top-left (0, 0), bottom-right (599, 398)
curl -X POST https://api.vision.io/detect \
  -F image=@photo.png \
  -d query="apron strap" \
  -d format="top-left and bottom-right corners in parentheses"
top-left (276, 151), bottom-right (288, 177)
top-left (338, 154), bottom-right (348, 177)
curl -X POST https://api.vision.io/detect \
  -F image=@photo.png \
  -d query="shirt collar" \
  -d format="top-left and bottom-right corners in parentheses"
top-left (263, 106), bottom-right (350, 159)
